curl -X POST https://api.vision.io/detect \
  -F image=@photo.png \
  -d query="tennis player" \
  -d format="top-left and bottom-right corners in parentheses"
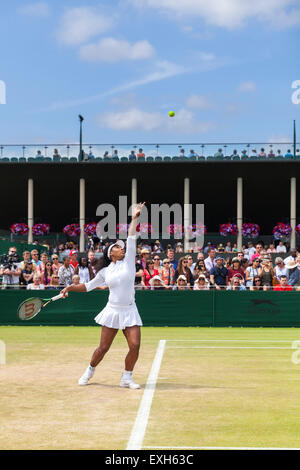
top-left (61, 202), bottom-right (145, 389)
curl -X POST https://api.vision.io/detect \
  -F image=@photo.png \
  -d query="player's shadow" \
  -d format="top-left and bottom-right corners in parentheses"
top-left (87, 382), bottom-right (233, 390)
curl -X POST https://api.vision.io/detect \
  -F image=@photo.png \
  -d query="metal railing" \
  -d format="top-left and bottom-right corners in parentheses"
top-left (0, 143), bottom-right (299, 161)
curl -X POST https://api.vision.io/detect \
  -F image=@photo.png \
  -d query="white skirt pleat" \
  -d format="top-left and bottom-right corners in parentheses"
top-left (94, 302), bottom-right (143, 330)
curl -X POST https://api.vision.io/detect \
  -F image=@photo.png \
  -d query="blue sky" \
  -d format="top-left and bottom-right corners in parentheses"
top-left (0, 0), bottom-right (299, 145)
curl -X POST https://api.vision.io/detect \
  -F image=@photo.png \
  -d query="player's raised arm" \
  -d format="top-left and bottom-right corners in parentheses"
top-left (128, 202), bottom-right (146, 236)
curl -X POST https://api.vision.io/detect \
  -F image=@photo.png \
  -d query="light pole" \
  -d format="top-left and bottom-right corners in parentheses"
top-left (79, 115), bottom-right (84, 161)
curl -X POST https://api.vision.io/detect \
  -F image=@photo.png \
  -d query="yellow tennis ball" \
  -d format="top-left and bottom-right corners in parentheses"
top-left (169, 111), bottom-right (175, 117)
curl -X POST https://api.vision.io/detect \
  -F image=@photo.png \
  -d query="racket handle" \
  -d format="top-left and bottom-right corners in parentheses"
top-left (51, 293), bottom-right (64, 302)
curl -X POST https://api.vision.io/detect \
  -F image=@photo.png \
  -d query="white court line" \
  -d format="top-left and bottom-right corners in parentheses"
top-left (143, 446), bottom-right (300, 450)
top-left (167, 346), bottom-right (292, 349)
top-left (126, 339), bottom-right (166, 451)
top-left (167, 339), bottom-right (297, 342)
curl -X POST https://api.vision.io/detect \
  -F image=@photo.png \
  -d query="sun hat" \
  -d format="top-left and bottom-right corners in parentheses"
top-left (141, 248), bottom-right (150, 254)
top-left (149, 275), bottom-right (164, 286)
top-left (177, 275), bottom-right (187, 283)
top-left (286, 260), bottom-right (298, 269)
top-left (107, 240), bottom-right (125, 259)
top-left (215, 256), bottom-right (224, 261)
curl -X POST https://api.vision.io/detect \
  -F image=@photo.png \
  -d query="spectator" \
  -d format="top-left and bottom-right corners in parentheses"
top-left (78, 257), bottom-right (90, 284)
top-left (173, 257), bottom-right (194, 288)
top-left (149, 275), bottom-right (166, 290)
top-left (286, 260), bottom-right (300, 287)
top-left (267, 243), bottom-right (276, 253)
top-left (0, 246), bottom-right (22, 288)
top-left (231, 150), bottom-right (239, 159)
top-left (224, 257), bottom-right (232, 269)
top-left (175, 242), bottom-right (184, 253)
top-left (250, 243), bottom-right (263, 262)
top-left (245, 258), bottom-right (261, 287)
top-left (88, 250), bottom-right (98, 279)
top-left (241, 258), bottom-right (249, 272)
top-left (193, 274), bottom-right (210, 290)
top-left (112, 150), bottom-right (119, 160)
top-left (103, 151), bottom-right (110, 159)
top-left (186, 255), bottom-right (194, 274)
top-left (236, 251), bottom-right (245, 263)
top-left (274, 275), bottom-right (293, 291)
top-left (232, 243), bottom-right (238, 253)
top-left (268, 148), bottom-right (275, 157)
top-left (226, 276), bottom-right (246, 291)
top-left (247, 242), bottom-right (256, 258)
top-left (191, 253), bottom-right (205, 274)
top-left (209, 257), bottom-right (228, 289)
top-left (20, 260), bottom-right (35, 286)
top-left (174, 274), bottom-right (188, 290)
top-left (284, 249), bottom-right (298, 265)
top-left (276, 241), bottom-right (287, 254)
top-left (153, 255), bottom-right (162, 274)
top-left (277, 149), bottom-right (282, 157)
top-left (258, 148), bottom-right (266, 157)
top-left (179, 148), bottom-right (185, 157)
top-left (129, 150), bottom-right (136, 160)
top-left (43, 261), bottom-right (53, 286)
top-left (137, 148), bottom-right (145, 159)
top-left (160, 259), bottom-right (175, 287)
top-left (135, 256), bottom-right (144, 290)
top-left (35, 150), bottom-right (44, 158)
top-left (227, 257), bottom-right (245, 283)
top-left (225, 242), bottom-right (232, 253)
top-left (259, 258), bottom-right (274, 290)
top-left (27, 273), bottom-right (45, 290)
top-left (152, 240), bottom-right (163, 254)
top-left (46, 273), bottom-right (60, 290)
top-left (203, 241), bottom-right (212, 254)
top-left (250, 276), bottom-right (263, 291)
top-left (285, 149), bottom-right (293, 158)
top-left (188, 149), bottom-right (198, 158)
top-left (274, 257), bottom-right (289, 283)
top-left (20, 250), bottom-right (31, 270)
top-left (31, 249), bottom-right (42, 269)
top-left (69, 250), bottom-right (79, 271)
top-left (204, 248), bottom-right (216, 272)
top-left (166, 248), bottom-right (178, 270)
top-left (88, 150), bottom-right (95, 160)
top-left (58, 256), bottom-right (75, 286)
top-left (217, 243), bottom-right (225, 253)
top-left (139, 248), bottom-right (151, 270)
top-left (214, 148), bottom-right (224, 158)
top-left (142, 259), bottom-right (159, 289)
top-left (51, 254), bottom-right (62, 273)
top-left (72, 274), bottom-right (81, 286)
top-left (53, 149), bottom-right (61, 160)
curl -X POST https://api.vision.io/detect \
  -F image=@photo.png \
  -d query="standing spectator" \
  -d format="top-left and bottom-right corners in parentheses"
top-left (51, 254), bottom-right (62, 273)
top-left (274, 257), bottom-right (289, 283)
top-left (245, 258), bottom-right (261, 287)
top-left (173, 257), bottom-right (194, 288)
top-left (276, 241), bottom-right (287, 254)
top-left (0, 247), bottom-right (22, 288)
top-left (259, 259), bottom-right (274, 290)
top-left (160, 259), bottom-right (175, 287)
top-left (166, 248), bottom-right (178, 270)
top-left (58, 256), bottom-right (75, 286)
top-left (141, 259), bottom-right (159, 289)
top-left (78, 257), bottom-right (90, 284)
top-left (209, 256), bottom-right (228, 289)
top-left (27, 273), bottom-right (45, 290)
top-left (274, 275), bottom-right (293, 291)
top-left (204, 248), bottom-right (216, 273)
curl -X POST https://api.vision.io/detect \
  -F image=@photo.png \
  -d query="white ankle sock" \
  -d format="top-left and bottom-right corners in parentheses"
top-left (122, 370), bottom-right (132, 379)
top-left (88, 365), bottom-right (95, 372)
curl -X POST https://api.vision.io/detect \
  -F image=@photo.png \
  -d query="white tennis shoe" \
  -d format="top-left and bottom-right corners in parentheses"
top-left (78, 366), bottom-right (95, 386)
top-left (120, 378), bottom-right (141, 389)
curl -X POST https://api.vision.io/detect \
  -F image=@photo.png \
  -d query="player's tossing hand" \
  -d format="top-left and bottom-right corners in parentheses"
top-left (133, 202), bottom-right (146, 219)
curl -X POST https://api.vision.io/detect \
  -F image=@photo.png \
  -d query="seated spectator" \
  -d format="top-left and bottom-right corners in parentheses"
top-left (46, 273), bottom-right (60, 290)
top-left (250, 243), bottom-right (263, 262)
top-left (284, 249), bottom-right (298, 265)
top-left (51, 254), bottom-right (62, 273)
top-left (135, 257), bottom-right (144, 290)
top-left (286, 260), bottom-right (300, 287)
top-left (214, 148), bottom-right (224, 158)
top-left (285, 149), bottom-right (293, 158)
top-left (175, 242), bottom-right (184, 253)
top-left (217, 243), bottom-right (225, 253)
top-left (72, 274), bottom-right (81, 286)
top-left (174, 274), bottom-right (188, 290)
top-left (20, 260), bottom-right (35, 286)
top-left (152, 240), bottom-right (163, 254)
top-left (149, 275), bottom-right (166, 290)
top-left (225, 242), bottom-right (232, 253)
top-left (78, 257), bottom-right (90, 284)
top-left (277, 149), bottom-right (282, 157)
top-left (58, 256), bottom-right (75, 286)
top-left (179, 148), bottom-right (185, 157)
top-left (251, 149), bottom-right (257, 157)
top-left (268, 149), bottom-right (275, 157)
top-left (37, 252), bottom-right (49, 275)
top-left (88, 150), bottom-right (95, 160)
top-left (274, 275), bottom-right (293, 291)
top-left (186, 255), bottom-right (194, 274)
top-left (274, 257), bottom-right (289, 282)
top-left (188, 149), bottom-right (198, 158)
top-left (35, 150), bottom-right (44, 158)
top-left (103, 151), bottom-right (110, 159)
top-left (20, 250), bottom-right (31, 270)
top-left (112, 150), bottom-right (119, 159)
top-left (241, 150), bottom-right (247, 158)
top-left (142, 259), bottom-right (159, 289)
top-left (276, 241), bottom-right (287, 253)
top-left (43, 261), bottom-right (53, 286)
top-left (193, 274), bottom-right (210, 290)
top-left (267, 243), bottom-right (276, 253)
top-left (209, 257), bottom-right (228, 290)
top-left (191, 252), bottom-right (205, 274)
top-left (53, 148), bottom-right (61, 160)
top-left (203, 241), bottom-right (212, 254)
top-left (153, 255), bottom-right (162, 274)
top-left (129, 150), bottom-right (136, 160)
top-left (259, 258), bottom-right (274, 290)
top-left (204, 248), bottom-right (216, 272)
top-left (160, 259), bottom-right (175, 287)
top-left (137, 148), bottom-right (145, 159)
top-left (241, 258), bottom-right (249, 271)
top-left (27, 273), bottom-right (45, 290)
top-left (0, 246), bottom-right (22, 288)
top-left (258, 148), bottom-right (266, 157)
top-left (69, 250), bottom-right (79, 271)
top-left (166, 248), bottom-right (178, 270)
top-left (173, 257), bottom-right (194, 288)
top-left (245, 258), bottom-right (261, 287)
top-left (225, 257), bottom-right (232, 269)
top-left (232, 243), bottom-right (238, 253)
top-left (250, 276), bottom-right (263, 291)
top-left (227, 257), bottom-right (245, 283)
top-left (31, 249), bottom-right (42, 269)
top-left (138, 248), bottom-right (151, 270)
top-left (231, 149), bottom-right (240, 158)
top-left (226, 276), bottom-right (246, 291)
top-left (88, 250), bottom-right (98, 279)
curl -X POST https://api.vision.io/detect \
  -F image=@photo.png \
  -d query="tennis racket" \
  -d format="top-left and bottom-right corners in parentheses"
top-left (17, 293), bottom-right (64, 321)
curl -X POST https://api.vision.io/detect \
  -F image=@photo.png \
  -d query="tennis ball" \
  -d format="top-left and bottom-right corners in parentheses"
top-left (169, 111), bottom-right (175, 117)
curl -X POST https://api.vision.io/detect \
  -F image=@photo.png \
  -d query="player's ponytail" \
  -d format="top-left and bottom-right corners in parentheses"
top-left (94, 245), bottom-right (111, 273)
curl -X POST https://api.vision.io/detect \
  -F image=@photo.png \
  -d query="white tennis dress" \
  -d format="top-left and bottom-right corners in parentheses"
top-left (85, 235), bottom-right (143, 330)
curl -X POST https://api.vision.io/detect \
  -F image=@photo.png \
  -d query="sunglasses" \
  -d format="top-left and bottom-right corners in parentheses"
top-left (154, 258), bottom-right (160, 261)
top-left (52, 257), bottom-right (58, 260)
top-left (183, 260), bottom-right (188, 263)
top-left (163, 262), bottom-right (170, 265)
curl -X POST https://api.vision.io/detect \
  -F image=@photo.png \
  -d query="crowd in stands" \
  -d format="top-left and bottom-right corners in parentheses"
top-left (1, 239), bottom-right (300, 291)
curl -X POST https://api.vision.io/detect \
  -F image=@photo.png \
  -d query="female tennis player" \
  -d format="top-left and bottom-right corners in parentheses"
top-left (60, 202), bottom-right (146, 389)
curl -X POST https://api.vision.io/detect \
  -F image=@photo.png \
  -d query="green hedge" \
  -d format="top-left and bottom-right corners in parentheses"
top-left (1, 290), bottom-right (300, 327)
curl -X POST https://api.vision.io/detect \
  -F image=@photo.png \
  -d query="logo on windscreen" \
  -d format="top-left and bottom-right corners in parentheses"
top-left (246, 299), bottom-right (280, 315)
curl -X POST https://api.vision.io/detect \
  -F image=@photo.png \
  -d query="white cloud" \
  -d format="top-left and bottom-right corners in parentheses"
top-left (238, 81), bottom-right (257, 92)
top-left (79, 37), bottom-right (155, 62)
top-left (18, 2), bottom-right (50, 17)
top-left (130, 0), bottom-right (300, 29)
top-left (56, 7), bottom-right (113, 46)
top-left (98, 107), bottom-right (215, 134)
top-left (185, 94), bottom-right (213, 110)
